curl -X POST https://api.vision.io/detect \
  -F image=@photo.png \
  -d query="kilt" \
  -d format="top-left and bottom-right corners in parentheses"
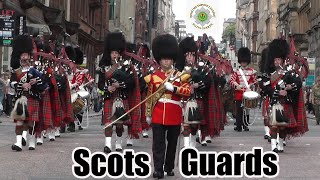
top-left (59, 79), bottom-right (74, 124)
top-left (13, 96), bottom-right (40, 123)
top-left (183, 99), bottom-right (206, 125)
top-left (40, 90), bottom-right (53, 130)
top-left (103, 97), bottom-right (131, 125)
top-left (50, 76), bottom-right (64, 127)
top-left (267, 103), bottom-right (297, 131)
top-left (26, 97), bottom-right (40, 122)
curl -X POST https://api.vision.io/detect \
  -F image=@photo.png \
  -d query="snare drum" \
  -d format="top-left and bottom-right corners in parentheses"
top-left (242, 91), bottom-right (260, 109)
top-left (77, 89), bottom-right (90, 99)
top-left (72, 97), bottom-right (85, 115)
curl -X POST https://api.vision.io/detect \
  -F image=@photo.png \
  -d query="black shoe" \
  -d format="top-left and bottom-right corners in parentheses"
top-left (60, 127), bottom-right (66, 133)
top-left (165, 171), bottom-right (174, 176)
top-left (116, 148), bottom-right (122, 152)
top-left (278, 149), bottom-right (284, 153)
top-left (11, 144), bottom-right (22, 151)
top-left (153, 171), bottom-right (164, 179)
top-left (143, 135), bottom-right (148, 138)
top-left (67, 127), bottom-right (75, 132)
top-left (29, 147), bottom-right (35, 150)
top-left (234, 127), bottom-right (242, 132)
top-left (78, 126), bottom-right (83, 130)
top-left (196, 137), bottom-right (201, 144)
top-left (243, 126), bottom-right (249, 131)
top-left (22, 137), bottom-right (26, 146)
top-left (201, 142), bottom-right (207, 146)
top-left (272, 148), bottom-right (279, 153)
top-left (206, 139), bottom-right (212, 143)
top-left (127, 143), bottom-right (133, 147)
top-left (234, 122), bottom-right (236, 125)
top-left (50, 138), bottom-right (55, 141)
top-left (37, 142), bottom-right (43, 145)
top-left (264, 135), bottom-right (270, 139)
top-left (104, 146), bottom-right (111, 153)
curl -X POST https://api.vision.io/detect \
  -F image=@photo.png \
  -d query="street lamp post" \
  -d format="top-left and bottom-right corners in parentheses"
top-left (129, 17), bottom-right (135, 43)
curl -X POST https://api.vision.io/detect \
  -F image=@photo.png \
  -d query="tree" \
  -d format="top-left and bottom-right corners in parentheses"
top-left (222, 24), bottom-right (235, 45)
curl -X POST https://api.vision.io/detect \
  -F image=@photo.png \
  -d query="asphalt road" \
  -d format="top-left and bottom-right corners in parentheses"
top-left (0, 109), bottom-right (319, 180)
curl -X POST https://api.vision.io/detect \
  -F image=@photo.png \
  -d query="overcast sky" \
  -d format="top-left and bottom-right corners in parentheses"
top-left (172, 0), bottom-right (236, 42)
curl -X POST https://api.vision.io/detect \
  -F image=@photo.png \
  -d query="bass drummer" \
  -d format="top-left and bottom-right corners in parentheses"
top-left (230, 47), bottom-right (257, 132)
top-left (68, 46), bottom-right (94, 131)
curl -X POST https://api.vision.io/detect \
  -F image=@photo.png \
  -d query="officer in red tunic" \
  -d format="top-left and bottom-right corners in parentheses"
top-left (230, 47), bottom-right (257, 131)
top-left (145, 34), bottom-right (191, 179)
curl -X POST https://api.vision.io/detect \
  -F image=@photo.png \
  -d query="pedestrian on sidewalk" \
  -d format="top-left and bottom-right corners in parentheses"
top-left (312, 76), bottom-right (320, 125)
top-left (0, 73), bottom-right (6, 119)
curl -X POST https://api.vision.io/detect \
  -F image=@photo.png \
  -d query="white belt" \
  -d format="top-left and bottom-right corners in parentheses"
top-left (158, 98), bottom-right (182, 107)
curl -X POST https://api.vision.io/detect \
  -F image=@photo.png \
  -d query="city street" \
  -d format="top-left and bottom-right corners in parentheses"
top-left (0, 109), bottom-right (319, 180)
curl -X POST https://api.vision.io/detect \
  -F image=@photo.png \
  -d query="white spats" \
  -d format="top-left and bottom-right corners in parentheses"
top-left (264, 126), bottom-right (270, 136)
top-left (115, 137), bottom-right (123, 151)
top-left (184, 136), bottom-right (190, 147)
top-left (278, 138), bottom-right (284, 152)
top-left (271, 139), bottom-right (277, 152)
top-left (105, 137), bottom-right (112, 149)
top-left (28, 135), bottom-right (36, 150)
top-left (126, 138), bottom-right (133, 147)
top-left (36, 133), bottom-right (44, 145)
top-left (48, 130), bottom-right (55, 141)
top-left (190, 135), bottom-right (196, 147)
top-left (12, 135), bottom-right (23, 151)
top-left (55, 128), bottom-right (61, 137)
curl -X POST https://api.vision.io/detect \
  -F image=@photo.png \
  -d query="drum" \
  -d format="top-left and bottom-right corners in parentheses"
top-left (72, 97), bottom-right (85, 115)
top-left (77, 89), bottom-right (90, 99)
top-left (242, 91), bottom-right (260, 109)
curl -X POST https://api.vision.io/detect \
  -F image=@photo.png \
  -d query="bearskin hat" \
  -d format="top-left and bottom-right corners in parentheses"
top-left (259, 48), bottom-right (268, 73)
top-left (99, 32), bottom-right (126, 66)
top-left (126, 42), bottom-right (137, 53)
top-left (65, 45), bottom-right (76, 62)
top-left (10, 35), bottom-right (33, 69)
top-left (237, 47), bottom-right (251, 64)
top-left (152, 34), bottom-right (178, 63)
top-left (176, 37), bottom-right (197, 71)
top-left (104, 32), bottom-right (126, 53)
top-left (265, 39), bottom-right (289, 73)
top-left (74, 47), bottom-right (84, 65)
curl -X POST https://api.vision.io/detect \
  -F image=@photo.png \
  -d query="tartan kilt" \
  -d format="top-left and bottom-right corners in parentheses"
top-left (59, 81), bottom-right (74, 124)
top-left (267, 103), bottom-right (296, 128)
top-left (288, 89), bottom-right (309, 137)
top-left (103, 98), bottom-right (131, 125)
top-left (261, 98), bottom-right (268, 119)
top-left (50, 77), bottom-right (64, 127)
top-left (14, 97), bottom-right (40, 123)
top-left (197, 99), bottom-right (206, 125)
top-left (40, 90), bottom-right (53, 130)
top-left (204, 79), bottom-right (221, 139)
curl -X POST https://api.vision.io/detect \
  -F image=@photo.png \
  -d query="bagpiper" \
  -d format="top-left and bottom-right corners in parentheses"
top-left (260, 39), bottom-right (308, 153)
top-left (98, 32), bottom-right (141, 153)
top-left (10, 35), bottom-right (48, 151)
top-left (176, 37), bottom-right (211, 147)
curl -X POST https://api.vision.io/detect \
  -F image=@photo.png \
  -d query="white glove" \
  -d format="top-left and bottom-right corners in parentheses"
top-left (146, 116), bottom-right (152, 125)
top-left (70, 83), bottom-right (77, 89)
top-left (164, 82), bottom-right (174, 92)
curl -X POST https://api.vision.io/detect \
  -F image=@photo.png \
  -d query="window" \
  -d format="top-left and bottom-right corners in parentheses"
top-left (109, 0), bottom-right (115, 20)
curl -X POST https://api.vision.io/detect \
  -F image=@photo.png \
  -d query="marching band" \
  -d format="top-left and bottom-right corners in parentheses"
top-left (7, 32), bottom-right (309, 178)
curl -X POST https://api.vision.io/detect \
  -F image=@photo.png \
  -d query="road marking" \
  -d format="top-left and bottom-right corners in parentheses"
top-left (305, 144), bottom-right (311, 146)
top-left (239, 144), bottom-right (244, 146)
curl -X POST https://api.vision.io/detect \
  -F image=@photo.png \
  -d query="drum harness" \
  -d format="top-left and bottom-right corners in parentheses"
top-left (238, 68), bottom-right (259, 126)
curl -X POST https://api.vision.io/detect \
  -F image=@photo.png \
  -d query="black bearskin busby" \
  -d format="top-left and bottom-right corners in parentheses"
top-left (99, 32), bottom-right (126, 67)
top-left (74, 47), bottom-right (84, 65)
top-left (65, 45), bottom-right (76, 62)
top-left (176, 37), bottom-right (197, 71)
top-left (10, 35), bottom-right (33, 69)
top-left (237, 47), bottom-right (251, 64)
top-left (152, 34), bottom-right (178, 63)
top-left (259, 48), bottom-right (269, 73)
top-left (265, 39), bottom-right (289, 73)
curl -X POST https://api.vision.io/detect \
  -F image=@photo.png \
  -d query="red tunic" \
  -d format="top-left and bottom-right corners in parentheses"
top-left (145, 69), bottom-right (191, 126)
top-left (230, 67), bottom-right (257, 101)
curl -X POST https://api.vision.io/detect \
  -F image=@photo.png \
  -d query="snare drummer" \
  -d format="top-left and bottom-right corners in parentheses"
top-left (69, 47), bottom-right (94, 131)
top-left (230, 47), bottom-right (257, 132)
